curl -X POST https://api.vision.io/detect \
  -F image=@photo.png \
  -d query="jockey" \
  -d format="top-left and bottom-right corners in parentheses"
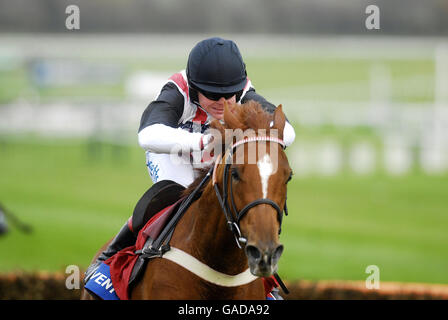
top-left (84, 37), bottom-right (296, 294)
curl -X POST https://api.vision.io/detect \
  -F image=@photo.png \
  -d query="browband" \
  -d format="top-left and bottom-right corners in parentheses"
top-left (212, 136), bottom-right (285, 185)
top-left (231, 136), bottom-right (286, 151)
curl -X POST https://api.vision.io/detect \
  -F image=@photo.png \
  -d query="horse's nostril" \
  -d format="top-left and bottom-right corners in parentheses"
top-left (245, 245), bottom-right (262, 262)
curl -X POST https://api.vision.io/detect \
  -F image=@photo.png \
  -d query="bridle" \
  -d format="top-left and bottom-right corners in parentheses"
top-left (138, 134), bottom-right (291, 293)
top-left (144, 135), bottom-right (289, 255)
top-left (212, 136), bottom-right (289, 249)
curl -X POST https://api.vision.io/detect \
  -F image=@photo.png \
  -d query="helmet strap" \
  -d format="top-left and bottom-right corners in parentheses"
top-left (189, 87), bottom-right (200, 105)
top-left (235, 90), bottom-right (244, 103)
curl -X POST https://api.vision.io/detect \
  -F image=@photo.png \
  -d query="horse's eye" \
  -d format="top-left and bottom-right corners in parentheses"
top-left (286, 172), bottom-right (293, 184)
top-left (231, 168), bottom-right (240, 181)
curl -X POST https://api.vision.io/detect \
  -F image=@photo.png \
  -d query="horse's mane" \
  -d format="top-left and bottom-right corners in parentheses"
top-left (225, 100), bottom-right (273, 131)
top-left (182, 100), bottom-right (274, 197)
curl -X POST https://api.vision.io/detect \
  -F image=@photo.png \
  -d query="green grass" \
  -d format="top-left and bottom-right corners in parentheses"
top-left (0, 67), bottom-right (30, 103)
top-left (245, 57), bottom-right (434, 102)
top-left (0, 56), bottom-right (434, 103)
top-left (0, 138), bottom-right (150, 271)
top-left (0, 138), bottom-right (447, 284)
top-left (0, 53), bottom-right (444, 283)
top-left (279, 174), bottom-right (448, 284)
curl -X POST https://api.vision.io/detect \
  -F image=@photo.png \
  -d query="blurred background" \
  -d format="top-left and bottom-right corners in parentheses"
top-left (0, 0), bottom-right (447, 288)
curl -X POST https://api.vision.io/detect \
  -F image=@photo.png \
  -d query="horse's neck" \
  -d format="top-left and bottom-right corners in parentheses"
top-left (172, 184), bottom-right (248, 275)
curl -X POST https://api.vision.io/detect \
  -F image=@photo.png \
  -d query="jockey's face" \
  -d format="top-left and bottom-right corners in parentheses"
top-left (198, 92), bottom-right (236, 120)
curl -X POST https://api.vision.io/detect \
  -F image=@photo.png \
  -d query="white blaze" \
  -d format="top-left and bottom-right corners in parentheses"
top-left (257, 154), bottom-right (273, 198)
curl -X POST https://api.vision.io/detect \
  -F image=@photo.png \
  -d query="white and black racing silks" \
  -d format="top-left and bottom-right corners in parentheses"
top-left (137, 70), bottom-right (295, 152)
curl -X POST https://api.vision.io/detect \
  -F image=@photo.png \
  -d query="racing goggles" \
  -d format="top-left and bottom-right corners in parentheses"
top-left (199, 89), bottom-right (240, 101)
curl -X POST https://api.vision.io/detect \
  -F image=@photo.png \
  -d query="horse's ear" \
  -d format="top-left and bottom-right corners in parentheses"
top-left (224, 101), bottom-right (244, 129)
top-left (272, 104), bottom-right (286, 139)
top-left (210, 119), bottom-right (226, 149)
top-left (210, 119), bottom-right (225, 137)
top-left (209, 119), bottom-right (227, 157)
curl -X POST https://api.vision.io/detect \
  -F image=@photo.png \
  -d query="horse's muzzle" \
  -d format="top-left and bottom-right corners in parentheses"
top-left (245, 243), bottom-right (284, 277)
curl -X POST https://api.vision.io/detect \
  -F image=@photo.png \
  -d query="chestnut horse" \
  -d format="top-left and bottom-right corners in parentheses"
top-left (82, 101), bottom-right (292, 299)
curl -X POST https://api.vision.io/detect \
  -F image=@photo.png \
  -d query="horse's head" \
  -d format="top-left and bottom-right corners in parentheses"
top-left (210, 101), bottom-right (292, 277)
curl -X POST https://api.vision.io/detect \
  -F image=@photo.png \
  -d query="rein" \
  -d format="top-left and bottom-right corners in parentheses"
top-left (138, 135), bottom-right (290, 293)
top-left (213, 136), bottom-right (287, 249)
top-left (145, 135), bottom-right (288, 255)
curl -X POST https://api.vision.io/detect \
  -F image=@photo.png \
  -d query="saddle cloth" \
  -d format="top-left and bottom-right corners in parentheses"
top-left (87, 197), bottom-right (278, 300)
top-left (104, 198), bottom-right (184, 300)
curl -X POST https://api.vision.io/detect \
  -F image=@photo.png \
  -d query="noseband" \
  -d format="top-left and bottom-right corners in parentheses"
top-left (213, 136), bottom-right (288, 249)
top-left (137, 134), bottom-right (290, 294)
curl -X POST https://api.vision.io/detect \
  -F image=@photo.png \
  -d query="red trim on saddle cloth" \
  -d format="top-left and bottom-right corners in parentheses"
top-left (106, 197), bottom-right (185, 300)
top-left (169, 72), bottom-right (189, 99)
top-left (106, 194), bottom-right (277, 299)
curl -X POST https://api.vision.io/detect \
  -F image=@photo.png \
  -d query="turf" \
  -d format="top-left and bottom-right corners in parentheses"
top-left (0, 138), bottom-right (447, 284)
top-left (0, 57), bottom-right (434, 103)
top-left (0, 51), bottom-right (444, 283)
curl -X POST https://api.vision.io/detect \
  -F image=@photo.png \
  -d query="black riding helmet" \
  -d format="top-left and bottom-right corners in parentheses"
top-left (186, 37), bottom-right (247, 103)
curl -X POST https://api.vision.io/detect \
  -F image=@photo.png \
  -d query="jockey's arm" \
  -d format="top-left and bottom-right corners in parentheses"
top-left (139, 124), bottom-right (203, 154)
top-left (138, 82), bottom-right (296, 153)
top-left (138, 82), bottom-right (203, 154)
top-left (241, 88), bottom-right (296, 147)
